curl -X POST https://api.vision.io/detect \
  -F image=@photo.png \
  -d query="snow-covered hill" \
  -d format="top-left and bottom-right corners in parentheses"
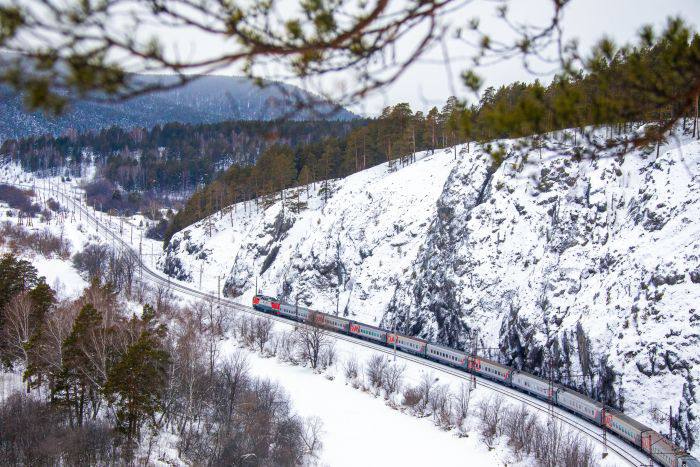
top-left (160, 129), bottom-right (700, 452)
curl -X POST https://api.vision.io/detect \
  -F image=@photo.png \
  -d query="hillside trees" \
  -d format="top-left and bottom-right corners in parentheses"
top-left (103, 307), bottom-right (170, 442)
top-left (1, 120), bottom-right (359, 200)
top-left (0, 253), bottom-right (43, 368)
top-left (164, 27), bottom-right (700, 242)
top-left (163, 98), bottom-right (462, 241)
top-left (0, 250), bottom-right (321, 464)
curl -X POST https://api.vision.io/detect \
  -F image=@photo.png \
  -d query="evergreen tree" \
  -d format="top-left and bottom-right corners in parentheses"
top-left (23, 280), bottom-right (57, 389)
top-left (0, 254), bottom-right (40, 365)
top-left (103, 309), bottom-right (170, 443)
top-left (53, 303), bottom-right (105, 427)
top-left (425, 107), bottom-right (440, 154)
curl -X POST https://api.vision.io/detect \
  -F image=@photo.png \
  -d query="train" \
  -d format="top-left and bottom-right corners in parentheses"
top-left (253, 294), bottom-right (699, 467)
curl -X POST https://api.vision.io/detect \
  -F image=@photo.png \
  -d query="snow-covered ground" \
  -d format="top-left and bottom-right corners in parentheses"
top-left (160, 128), bottom-right (700, 454)
top-left (0, 169), bottom-right (90, 300)
top-left (230, 327), bottom-right (624, 467)
top-left (0, 159), bottom-right (638, 466)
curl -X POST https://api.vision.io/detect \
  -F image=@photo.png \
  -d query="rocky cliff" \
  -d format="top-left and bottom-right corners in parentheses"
top-left (160, 128), bottom-right (700, 451)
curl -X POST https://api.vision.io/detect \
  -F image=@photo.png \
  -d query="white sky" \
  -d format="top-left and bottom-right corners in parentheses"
top-left (132, 0), bottom-right (700, 116)
top-left (350, 0), bottom-right (700, 115)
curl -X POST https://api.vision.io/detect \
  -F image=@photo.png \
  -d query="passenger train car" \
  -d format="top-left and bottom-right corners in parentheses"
top-left (252, 294), bottom-right (699, 467)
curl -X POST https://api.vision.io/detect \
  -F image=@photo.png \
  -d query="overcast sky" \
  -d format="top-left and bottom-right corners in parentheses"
top-left (346, 0), bottom-right (700, 115)
top-left (137, 0), bottom-right (699, 116)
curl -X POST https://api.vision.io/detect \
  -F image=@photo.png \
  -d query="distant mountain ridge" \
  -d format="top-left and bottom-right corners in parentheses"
top-left (0, 74), bottom-right (356, 142)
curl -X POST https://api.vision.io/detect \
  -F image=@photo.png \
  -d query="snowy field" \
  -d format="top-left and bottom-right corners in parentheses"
top-left (221, 319), bottom-right (632, 467)
top-left (0, 163), bottom-right (641, 465)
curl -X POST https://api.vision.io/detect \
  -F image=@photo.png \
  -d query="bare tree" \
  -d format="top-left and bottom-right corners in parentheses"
top-left (152, 283), bottom-right (175, 317)
top-left (428, 384), bottom-right (453, 430)
top-left (72, 244), bottom-right (110, 282)
top-left (453, 381), bottom-right (472, 435)
top-left (401, 385), bottom-right (423, 415)
top-left (382, 362), bottom-right (405, 398)
top-left (277, 329), bottom-right (299, 365)
top-left (118, 252), bottom-right (137, 298)
top-left (252, 317), bottom-right (274, 354)
top-left (295, 320), bottom-right (331, 370)
top-left (319, 341), bottom-right (336, 370)
top-left (170, 320), bottom-right (210, 447)
top-left (401, 371), bottom-right (434, 416)
top-left (216, 351), bottom-right (250, 426)
top-left (267, 331), bottom-right (281, 357)
top-left (2, 293), bottom-right (33, 370)
top-left (478, 396), bottom-right (504, 449)
top-left (502, 405), bottom-right (536, 458)
top-left (365, 354), bottom-right (388, 391)
top-left (299, 416), bottom-right (324, 462)
top-left (343, 354), bottom-right (360, 381)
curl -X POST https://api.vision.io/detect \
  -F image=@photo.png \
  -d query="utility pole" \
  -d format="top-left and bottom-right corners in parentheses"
top-left (602, 405), bottom-right (609, 459)
top-left (217, 276), bottom-right (221, 303)
top-left (392, 318), bottom-right (397, 362)
top-left (139, 236), bottom-right (143, 282)
top-left (548, 351), bottom-right (555, 419)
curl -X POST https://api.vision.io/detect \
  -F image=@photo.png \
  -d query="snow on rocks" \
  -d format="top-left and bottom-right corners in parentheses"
top-left (160, 129), bottom-right (700, 453)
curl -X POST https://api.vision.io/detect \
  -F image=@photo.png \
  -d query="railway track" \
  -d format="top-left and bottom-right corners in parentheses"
top-left (16, 178), bottom-right (653, 466)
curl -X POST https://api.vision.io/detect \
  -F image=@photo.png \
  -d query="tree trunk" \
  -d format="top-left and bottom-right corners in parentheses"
top-left (694, 93), bottom-right (699, 139)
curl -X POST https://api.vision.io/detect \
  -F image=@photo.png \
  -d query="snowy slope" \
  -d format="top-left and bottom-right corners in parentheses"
top-left (0, 168), bottom-right (91, 300)
top-left (160, 129), bottom-right (700, 452)
top-left (160, 147), bottom-right (460, 326)
top-left (0, 158), bottom-right (640, 464)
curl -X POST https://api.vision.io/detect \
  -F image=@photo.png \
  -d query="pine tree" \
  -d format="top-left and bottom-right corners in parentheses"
top-left (426, 107), bottom-right (440, 154)
top-left (298, 164), bottom-right (313, 197)
top-left (103, 313), bottom-right (170, 444)
top-left (0, 254), bottom-right (40, 365)
top-left (23, 280), bottom-right (57, 389)
top-left (53, 303), bottom-right (104, 427)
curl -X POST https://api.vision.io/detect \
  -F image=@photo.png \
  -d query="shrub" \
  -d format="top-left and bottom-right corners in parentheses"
top-left (0, 222), bottom-right (70, 258)
top-left (0, 184), bottom-right (40, 216)
top-left (0, 394), bottom-right (124, 465)
top-left (72, 243), bottom-right (110, 281)
top-left (83, 179), bottom-right (129, 214)
top-left (145, 219), bottom-right (168, 240)
top-left (46, 198), bottom-right (61, 212)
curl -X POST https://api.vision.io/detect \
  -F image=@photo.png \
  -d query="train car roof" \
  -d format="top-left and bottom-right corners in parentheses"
top-left (606, 407), bottom-right (653, 432)
top-left (557, 386), bottom-right (604, 407)
top-left (427, 342), bottom-right (467, 354)
top-left (255, 294), bottom-right (277, 301)
top-left (354, 322), bottom-right (386, 332)
top-left (513, 371), bottom-right (553, 386)
top-left (394, 332), bottom-right (428, 343)
top-left (471, 355), bottom-right (510, 369)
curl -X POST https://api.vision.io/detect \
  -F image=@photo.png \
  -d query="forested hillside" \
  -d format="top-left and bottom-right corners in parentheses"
top-left (167, 28), bottom-right (700, 242)
top-left (1, 119), bottom-right (360, 204)
top-left (0, 73), bottom-right (356, 142)
top-left (3, 31), bottom-right (698, 246)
